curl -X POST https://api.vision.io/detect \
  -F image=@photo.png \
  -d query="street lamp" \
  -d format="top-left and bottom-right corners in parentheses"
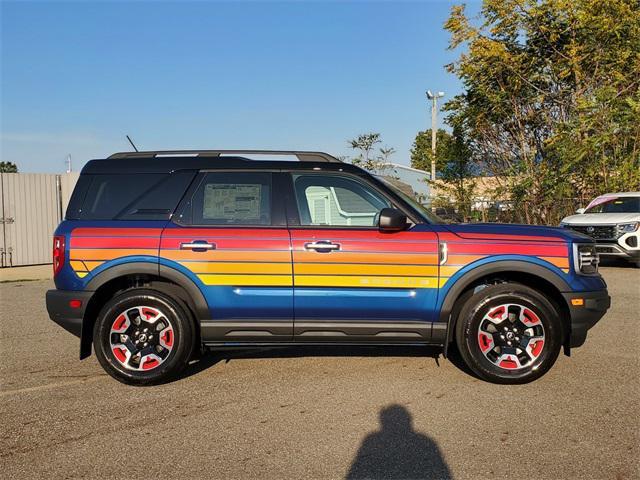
top-left (426, 90), bottom-right (445, 182)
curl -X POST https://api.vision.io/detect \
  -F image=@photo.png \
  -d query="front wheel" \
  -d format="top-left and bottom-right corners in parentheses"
top-left (455, 283), bottom-right (563, 384)
top-left (94, 289), bottom-right (195, 385)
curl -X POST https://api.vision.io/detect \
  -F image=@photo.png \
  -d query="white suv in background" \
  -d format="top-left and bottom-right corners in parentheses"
top-left (561, 192), bottom-right (640, 267)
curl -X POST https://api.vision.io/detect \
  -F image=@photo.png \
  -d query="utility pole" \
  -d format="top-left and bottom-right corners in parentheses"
top-left (426, 90), bottom-right (444, 182)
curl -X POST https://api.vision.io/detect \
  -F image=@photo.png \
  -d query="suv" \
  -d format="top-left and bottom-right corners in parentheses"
top-left (561, 192), bottom-right (640, 267)
top-left (46, 150), bottom-right (610, 385)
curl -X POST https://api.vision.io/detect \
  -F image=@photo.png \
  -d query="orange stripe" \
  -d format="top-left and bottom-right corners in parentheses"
top-left (162, 250), bottom-right (291, 262)
top-left (293, 251), bottom-right (439, 265)
top-left (445, 254), bottom-right (486, 265)
top-left (540, 256), bottom-right (570, 268)
top-left (181, 261), bottom-right (291, 274)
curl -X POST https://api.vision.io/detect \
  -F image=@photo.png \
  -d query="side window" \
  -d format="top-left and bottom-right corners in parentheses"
top-left (79, 174), bottom-right (164, 220)
top-left (183, 172), bottom-right (272, 225)
top-left (293, 174), bottom-right (390, 227)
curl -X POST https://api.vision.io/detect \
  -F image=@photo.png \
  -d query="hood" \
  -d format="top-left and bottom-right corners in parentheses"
top-left (561, 213), bottom-right (640, 225)
top-left (444, 222), bottom-right (589, 243)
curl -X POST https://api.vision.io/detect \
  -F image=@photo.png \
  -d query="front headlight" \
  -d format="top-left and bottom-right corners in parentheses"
top-left (617, 222), bottom-right (639, 234)
top-left (573, 243), bottom-right (599, 275)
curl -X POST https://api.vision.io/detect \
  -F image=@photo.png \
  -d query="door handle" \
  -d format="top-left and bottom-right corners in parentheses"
top-left (304, 240), bottom-right (341, 252)
top-left (180, 241), bottom-right (216, 252)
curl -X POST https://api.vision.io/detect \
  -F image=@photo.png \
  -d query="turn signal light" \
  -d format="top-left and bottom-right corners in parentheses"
top-left (571, 298), bottom-right (584, 306)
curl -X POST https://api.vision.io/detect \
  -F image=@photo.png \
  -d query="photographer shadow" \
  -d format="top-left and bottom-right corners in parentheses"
top-left (346, 404), bottom-right (452, 480)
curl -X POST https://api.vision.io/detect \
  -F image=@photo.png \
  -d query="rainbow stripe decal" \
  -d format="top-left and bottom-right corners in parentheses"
top-left (68, 227), bottom-right (570, 286)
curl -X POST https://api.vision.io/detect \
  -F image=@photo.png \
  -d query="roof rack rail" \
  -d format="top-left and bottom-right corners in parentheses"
top-left (107, 150), bottom-right (342, 163)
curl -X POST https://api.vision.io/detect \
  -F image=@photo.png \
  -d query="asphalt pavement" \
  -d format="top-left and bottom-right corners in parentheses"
top-left (1, 265), bottom-right (638, 479)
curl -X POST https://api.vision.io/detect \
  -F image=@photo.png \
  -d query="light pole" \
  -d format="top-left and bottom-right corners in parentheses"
top-left (426, 90), bottom-right (444, 182)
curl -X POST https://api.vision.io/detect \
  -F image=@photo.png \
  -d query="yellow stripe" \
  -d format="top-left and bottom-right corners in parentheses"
top-left (76, 272), bottom-right (88, 278)
top-left (295, 263), bottom-right (439, 276)
top-left (440, 265), bottom-right (462, 277)
top-left (197, 274), bottom-right (293, 286)
top-left (181, 262), bottom-right (291, 275)
top-left (295, 275), bottom-right (442, 289)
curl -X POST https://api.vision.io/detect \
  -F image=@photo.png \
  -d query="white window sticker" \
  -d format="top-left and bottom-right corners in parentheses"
top-left (202, 184), bottom-right (262, 221)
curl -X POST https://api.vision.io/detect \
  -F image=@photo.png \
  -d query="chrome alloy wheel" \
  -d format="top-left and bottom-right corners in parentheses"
top-left (109, 306), bottom-right (174, 371)
top-left (477, 303), bottom-right (546, 370)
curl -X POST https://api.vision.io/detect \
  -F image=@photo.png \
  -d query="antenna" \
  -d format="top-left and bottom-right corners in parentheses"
top-left (126, 135), bottom-right (139, 152)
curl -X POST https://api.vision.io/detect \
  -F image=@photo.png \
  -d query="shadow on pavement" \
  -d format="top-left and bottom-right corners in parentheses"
top-left (176, 343), bottom-right (478, 383)
top-left (346, 404), bottom-right (452, 480)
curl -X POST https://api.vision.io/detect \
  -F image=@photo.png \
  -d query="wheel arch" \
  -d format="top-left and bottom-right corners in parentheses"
top-left (80, 262), bottom-right (208, 359)
top-left (439, 261), bottom-right (571, 357)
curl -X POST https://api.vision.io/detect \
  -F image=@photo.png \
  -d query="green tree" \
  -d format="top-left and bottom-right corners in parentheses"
top-left (347, 133), bottom-right (397, 171)
top-left (444, 0), bottom-right (640, 224)
top-left (348, 133), bottom-right (382, 170)
top-left (0, 162), bottom-right (18, 173)
top-left (411, 127), bottom-right (476, 215)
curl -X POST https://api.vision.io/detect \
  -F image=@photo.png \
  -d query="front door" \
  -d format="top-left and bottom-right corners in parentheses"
top-left (287, 172), bottom-right (440, 343)
top-left (159, 171), bottom-right (293, 342)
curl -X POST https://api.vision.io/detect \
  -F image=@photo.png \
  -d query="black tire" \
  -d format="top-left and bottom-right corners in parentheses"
top-left (94, 288), bottom-right (195, 386)
top-left (455, 283), bottom-right (563, 384)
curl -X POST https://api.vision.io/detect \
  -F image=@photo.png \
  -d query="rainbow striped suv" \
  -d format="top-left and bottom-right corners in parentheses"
top-left (46, 150), bottom-right (610, 385)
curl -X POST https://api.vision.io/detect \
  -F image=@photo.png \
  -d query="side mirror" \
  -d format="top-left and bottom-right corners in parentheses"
top-left (576, 208), bottom-right (586, 214)
top-left (378, 208), bottom-right (407, 232)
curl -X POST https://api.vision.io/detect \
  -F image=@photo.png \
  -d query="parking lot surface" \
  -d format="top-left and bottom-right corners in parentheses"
top-left (1, 266), bottom-right (639, 479)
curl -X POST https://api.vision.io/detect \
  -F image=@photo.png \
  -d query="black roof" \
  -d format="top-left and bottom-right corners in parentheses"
top-left (81, 150), bottom-right (366, 175)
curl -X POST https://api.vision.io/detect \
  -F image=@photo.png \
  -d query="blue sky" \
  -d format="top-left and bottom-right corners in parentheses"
top-left (1, 0), bottom-right (479, 173)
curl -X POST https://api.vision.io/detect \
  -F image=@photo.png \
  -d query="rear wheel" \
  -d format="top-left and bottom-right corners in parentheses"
top-left (455, 283), bottom-right (563, 384)
top-left (94, 289), bottom-right (195, 385)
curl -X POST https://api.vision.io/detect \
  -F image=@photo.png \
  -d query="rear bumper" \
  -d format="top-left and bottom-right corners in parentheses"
top-left (46, 289), bottom-right (93, 338)
top-left (562, 289), bottom-right (611, 348)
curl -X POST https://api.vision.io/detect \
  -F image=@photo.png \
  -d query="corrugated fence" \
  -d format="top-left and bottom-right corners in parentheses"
top-left (0, 172), bottom-right (79, 267)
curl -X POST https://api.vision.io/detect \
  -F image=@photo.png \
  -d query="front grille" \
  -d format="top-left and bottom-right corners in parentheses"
top-left (568, 225), bottom-right (616, 240)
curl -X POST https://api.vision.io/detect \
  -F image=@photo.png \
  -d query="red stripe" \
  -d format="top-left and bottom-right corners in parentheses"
top-left (70, 237), bottom-right (160, 249)
top-left (160, 238), bottom-right (289, 250)
top-left (72, 228), bottom-right (163, 237)
top-left (289, 229), bottom-right (438, 242)
top-left (448, 243), bottom-right (568, 257)
top-left (162, 228), bottom-right (290, 238)
top-left (291, 239), bottom-right (437, 254)
top-left (453, 232), bottom-right (565, 242)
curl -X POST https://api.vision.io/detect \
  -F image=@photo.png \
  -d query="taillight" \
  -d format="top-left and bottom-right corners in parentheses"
top-left (53, 235), bottom-right (65, 276)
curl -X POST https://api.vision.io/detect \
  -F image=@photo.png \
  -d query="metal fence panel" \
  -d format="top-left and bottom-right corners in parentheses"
top-left (1, 173), bottom-right (60, 267)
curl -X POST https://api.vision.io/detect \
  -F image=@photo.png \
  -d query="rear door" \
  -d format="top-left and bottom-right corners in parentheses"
top-left (287, 171), bottom-right (440, 343)
top-left (159, 171), bottom-right (293, 342)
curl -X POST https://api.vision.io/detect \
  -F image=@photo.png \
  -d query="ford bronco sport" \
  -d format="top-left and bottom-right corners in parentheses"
top-left (46, 150), bottom-right (610, 385)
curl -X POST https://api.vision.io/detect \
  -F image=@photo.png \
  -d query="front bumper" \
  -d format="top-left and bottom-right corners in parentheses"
top-left (594, 241), bottom-right (640, 260)
top-left (562, 289), bottom-right (611, 348)
top-left (46, 289), bottom-right (93, 338)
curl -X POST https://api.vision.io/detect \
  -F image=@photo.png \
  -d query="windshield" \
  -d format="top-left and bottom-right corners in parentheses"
top-left (376, 177), bottom-right (445, 224)
top-left (585, 196), bottom-right (640, 214)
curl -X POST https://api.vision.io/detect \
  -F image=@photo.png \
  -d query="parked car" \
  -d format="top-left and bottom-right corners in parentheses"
top-left (46, 150), bottom-right (610, 385)
top-left (561, 192), bottom-right (640, 267)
